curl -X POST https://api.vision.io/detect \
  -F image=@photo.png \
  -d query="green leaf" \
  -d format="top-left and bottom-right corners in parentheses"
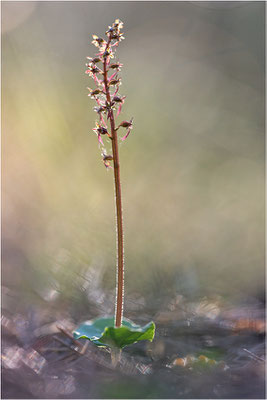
top-left (73, 317), bottom-right (155, 349)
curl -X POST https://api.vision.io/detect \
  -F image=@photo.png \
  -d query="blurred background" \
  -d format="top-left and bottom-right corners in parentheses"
top-left (2, 0), bottom-right (265, 310)
top-left (2, 2), bottom-right (265, 398)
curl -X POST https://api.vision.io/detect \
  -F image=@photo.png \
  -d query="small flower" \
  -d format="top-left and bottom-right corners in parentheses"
top-left (106, 19), bottom-right (124, 38)
top-left (117, 118), bottom-right (133, 141)
top-left (87, 88), bottom-right (103, 98)
top-left (102, 49), bottom-right (114, 59)
top-left (109, 62), bottom-right (123, 70)
top-left (103, 154), bottom-right (113, 161)
top-left (94, 105), bottom-right (106, 114)
top-left (110, 32), bottom-right (125, 42)
top-left (109, 78), bottom-right (121, 87)
top-left (86, 56), bottom-right (101, 64)
top-left (93, 122), bottom-right (111, 144)
top-left (106, 26), bottom-right (115, 35)
top-left (85, 64), bottom-right (102, 76)
top-left (102, 50), bottom-right (110, 58)
top-left (112, 95), bottom-right (124, 103)
top-left (117, 118), bottom-right (133, 129)
top-left (112, 95), bottom-right (126, 116)
top-left (94, 123), bottom-right (108, 135)
top-left (102, 153), bottom-right (113, 169)
top-left (94, 105), bottom-right (107, 126)
top-left (113, 19), bottom-right (124, 30)
top-left (92, 35), bottom-right (105, 48)
top-left (85, 64), bottom-right (103, 85)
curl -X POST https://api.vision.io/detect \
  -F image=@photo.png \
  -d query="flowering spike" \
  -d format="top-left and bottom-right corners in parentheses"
top-left (86, 21), bottom-right (133, 149)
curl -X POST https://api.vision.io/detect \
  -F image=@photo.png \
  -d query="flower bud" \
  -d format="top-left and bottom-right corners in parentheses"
top-left (94, 106), bottom-right (106, 114)
top-left (106, 26), bottom-right (115, 34)
top-left (103, 155), bottom-right (113, 161)
top-left (93, 122), bottom-right (104, 133)
top-left (88, 88), bottom-right (103, 97)
top-left (109, 78), bottom-right (121, 86)
top-left (113, 19), bottom-right (123, 30)
top-left (85, 64), bottom-right (101, 75)
top-left (92, 35), bottom-right (105, 47)
top-left (98, 126), bottom-right (108, 135)
top-left (111, 33), bottom-right (124, 41)
top-left (87, 56), bottom-right (101, 63)
top-left (109, 62), bottom-right (123, 70)
top-left (113, 96), bottom-right (123, 103)
top-left (118, 119), bottom-right (133, 128)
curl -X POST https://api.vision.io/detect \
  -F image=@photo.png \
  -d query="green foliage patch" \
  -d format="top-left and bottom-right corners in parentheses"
top-left (73, 317), bottom-right (155, 349)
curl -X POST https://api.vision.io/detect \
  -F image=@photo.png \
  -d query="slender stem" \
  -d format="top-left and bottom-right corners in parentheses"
top-left (111, 348), bottom-right (122, 367)
top-left (103, 38), bottom-right (124, 328)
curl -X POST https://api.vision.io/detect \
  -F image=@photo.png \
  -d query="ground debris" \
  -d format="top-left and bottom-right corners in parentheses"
top-left (31, 323), bottom-right (153, 377)
top-left (2, 345), bottom-right (46, 374)
top-left (234, 318), bottom-right (265, 334)
top-left (2, 292), bottom-right (265, 399)
top-left (170, 353), bottom-right (228, 371)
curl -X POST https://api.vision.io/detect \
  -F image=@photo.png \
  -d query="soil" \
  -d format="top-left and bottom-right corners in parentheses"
top-left (1, 285), bottom-right (265, 399)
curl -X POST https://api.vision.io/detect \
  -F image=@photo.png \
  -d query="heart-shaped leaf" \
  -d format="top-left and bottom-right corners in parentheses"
top-left (73, 317), bottom-right (155, 349)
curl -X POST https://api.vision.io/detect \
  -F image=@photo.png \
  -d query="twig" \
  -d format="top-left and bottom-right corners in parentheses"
top-left (57, 325), bottom-right (83, 349)
top-left (243, 348), bottom-right (265, 362)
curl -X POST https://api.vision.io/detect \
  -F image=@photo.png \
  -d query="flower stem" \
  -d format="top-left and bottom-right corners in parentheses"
top-left (103, 41), bottom-right (124, 328)
top-left (111, 348), bottom-right (122, 367)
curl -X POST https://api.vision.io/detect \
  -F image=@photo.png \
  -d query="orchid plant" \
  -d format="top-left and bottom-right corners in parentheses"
top-left (73, 20), bottom-right (155, 365)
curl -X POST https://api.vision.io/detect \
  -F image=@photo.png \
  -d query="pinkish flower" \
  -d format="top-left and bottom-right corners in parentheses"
top-left (109, 62), bottom-right (123, 71)
top-left (117, 118), bottom-right (133, 141)
top-left (102, 49), bottom-right (114, 59)
top-left (94, 106), bottom-right (107, 127)
top-left (112, 95), bottom-right (126, 116)
top-left (86, 20), bottom-right (133, 165)
top-left (87, 88), bottom-right (103, 98)
top-left (102, 153), bottom-right (113, 169)
top-left (106, 19), bottom-right (124, 38)
top-left (113, 19), bottom-right (124, 30)
top-left (86, 56), bottom-right (101, 64)
top-left (85, 64), bottom-right (103, 85)
top-left (110, 32), bottom-right (125, 42)
top-left (109, 77), bottom-right (121, 87)
top-left (117, 119), bottom-right (133, 129)
top-left (91, 35), bottom-right (106, 49)
top-left (93, 122), bottom-right (110, 144)
top-left (85, 64), bottom-right (102, 75)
